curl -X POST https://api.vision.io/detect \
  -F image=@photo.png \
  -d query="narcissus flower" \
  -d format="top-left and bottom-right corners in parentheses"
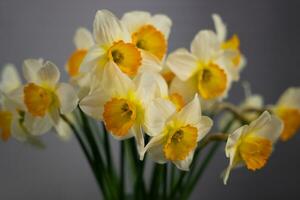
top-left (212, 14), bottom-right (246, 81)
top-left (272, 87), bottom-right (300, 141)
top-left (167, 31), bottom-right (233, 104)
top-left (141, 95), bottom-right (213, 170)
top-left (121, 11), bottom-right (172, 62)
top-left (23, 59), bottom-right (78, 125)
top-left (80, 10), bottom-right (144, 78)
top-left (80, 61), bottom-right (165, 153)
top-left (223, 111), bottom-right (283, 184)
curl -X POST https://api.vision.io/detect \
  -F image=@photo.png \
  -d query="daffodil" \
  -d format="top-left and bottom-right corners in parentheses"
top-left (80, 10), bottom-right (144, 79)
top-left (141, 95), bottom-right (213, 170)
top-left (22, 59), bottom-right (78, 125)
top-left (212, 14), bottom-right (246, 81)
top-left (272, 87), bottom-right (300, 141)
top-left (0, 64), bottom-right (52, 142)
top-left (167, 31), bottom-right (233, 105)
top-left (121, 11), bottom-right (172, 68)
top-left (223, 111), bottom-right (283, 184)
top-left (66, 27), bottom-right (95, 97)
top-left (79, 61), bottom-right (166, 153)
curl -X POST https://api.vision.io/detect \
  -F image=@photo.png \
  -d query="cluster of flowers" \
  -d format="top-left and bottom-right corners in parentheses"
top-left (1, 10), bottom-right (299, 184)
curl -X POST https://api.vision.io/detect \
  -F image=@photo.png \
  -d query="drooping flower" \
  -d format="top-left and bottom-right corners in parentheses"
top-left (141, 95), bottom-right (213, 170)
top-left (80, 10), bottom-right (143, 78)
top-left (212, 14), bottom-right (246, 81)
top-left (272, 87), bottom-right (300, 141)
top-left (223, 111), bottom-right (283, 184)
top-left (167, 31), bottom-right (233, 105)
top-left (121, 11), bottom-right (172, 62)
top-left (23, 59), bottom-right (78, 125)
top-left (79, 61), bottom-right (166, 154)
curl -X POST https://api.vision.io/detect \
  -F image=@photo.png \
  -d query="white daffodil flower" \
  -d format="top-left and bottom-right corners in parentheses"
top-left (22, 59), bottom-right (78, 126)
top-left (223, 111), bottom-right (283, 184)
top-left (66, 27), bottom-right (95, 98)
top-left (80, 10), bottom-right (144, 79)
top-left (167, 31), bottom-right (234, 106)
top-left (272, 87), bottom-right (300, 141)
top-left (212, 14), bottom-right (246, 81)
top-left (79, 61), bottom-right (166, 154)
top-left (141, 95), bottom-right (213, 170)
top-left (121, 11), bottom-right (172, 72)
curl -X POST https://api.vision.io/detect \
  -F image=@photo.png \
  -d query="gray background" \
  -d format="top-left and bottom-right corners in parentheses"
top-left (0, 0), bottom-right (299, 199)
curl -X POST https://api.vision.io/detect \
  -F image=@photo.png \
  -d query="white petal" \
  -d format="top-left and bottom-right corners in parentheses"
top-left (11, 117), bottom-right (27, 141)
top-left (93, 10), bottom-right (130, 45)
top-left (80, 45), bottom-right (106, 73)
top-left (22, 59), bottom-right (43, 83)
top-left (24, 113), bottom-right (52, 136)
top-left (254, 115), bottom-right (283, 143)
top-left (102, 61), bottom-right (135, 97)
top-left (132, 124), bottom-right (145, 158)
top-left (166, 48), bottom-right (198, 81)
top-left (37, 61), bottom-right (60, 86)
top-left (150, 14), bottom-right (172, 39)
top-left (172, 94), bottom-right (202, 126)
top-left (0, 64), bottom-right (21, 93)
top-left (79, 89), bottom-right (108, 120)
top-left (142, 133), bottom-right (167, 163)
top-left (139, 50), bottom-right (163, 73)
top-left (121, 11), bottom-right (151, 33)
top-left (170, 76), bottom-right (198, 103)
top-left (48, 105), bottom-right (60, 125)
top-left (212, 13), bottom-right (227, 42)
top-left (144, 98), bottom-right (176, 136)
top-left (225, 125), bottom-right (247, 157)
top-left (196, 116), bottom-right (213, 141)
top-left (74, 27), bottom-right (94, 49)
top-left (173, 150), bottom-right (195, 171)
top-left (191, 30), bottom-right (220, 61)
top-left (242, 94), bottom-right (264, 109)
top-left (248, 111), bottom-right (271, 133)
top-left (277, 87), bottom-right (300, 109)
top-left (55, 117), bottom-right (73, 141)
top-left (56, 83), bottom-right (78, 114)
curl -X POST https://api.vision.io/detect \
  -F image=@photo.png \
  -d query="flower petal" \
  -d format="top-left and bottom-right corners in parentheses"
top-left (121, 11), bottom-right (151, 33)
top-left (170, 77), bottom-right (198, 103)
top-left (150, 14), bottom-right (172, 39)
top-left (56, 83), bottom-right (78, 114)
top-left (132, 124), bottom-right (145, 158)
top-left (55, 117), bottom-right (73, 141)
top-left (139, 50), bottom-right (163, 73)
top-left (141, 133), bottom-right (166, 163)
top-left (80, 45), bottom-right (106, 73)
top-left (191, 30), bottom-right (220, 61)
top-left (37, 61), bottom-right (60, 86)
top-left (196, 116), bottom-right (213, 141)
top-left (254, 115), bottom-right (283, 143)
top-left (173, 150), bottom-right (195, 171)
top-left (144, 98), bottom-right (176, 136)
top-left (0, 64), bottom-right (21, 93)
top-left (74, 27), bottom-right (94, 49)
top-left (24, 113), bottom-right (53, 136)
top-left (93, 10), bottom-right (130, 45)
top-left (212, 13), bottom-right (227, 42)
top-left (225, 125), bottom-right (247, 157)
top-left (248, 111), bottom-right (271, 132)
top-left (22, 59), bottom-right (43, 83)
top-left (166, 48), bottom-right (198, 81)
top-left (172, 94), bottom-right (202, 126)
top-left (102, 61), bottom-right (135, 97)
top-left (277, 87), bottom-right (300, 109)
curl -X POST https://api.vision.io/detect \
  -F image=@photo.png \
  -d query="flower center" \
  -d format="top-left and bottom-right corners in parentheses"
top-left (238, 135), bottom-right (272, 171)
top-left (108, 41), bottom-right (142, 76)
top-left (103, 98), bottom-right (137, 137)
top-left (0, 111), bottom-right (12, 141)
top-left (197, 62), bottom-right (227, 100)
top-left (221, 34), bottom-right (242, 67)
top-left (132, 25), bottom-right (167, 60)
top-left (169, 93), bottom-right (185, 111)
top-left (67, 49), bottom-right (87, 77)
top-left (24, 83), bottom-right (54, 117)
top-left (163, 125), bottom-right (198, 161)
top-left (162, 71), bottom-right (175, 85)
top-left (275, 106), bottom-right (300, 141)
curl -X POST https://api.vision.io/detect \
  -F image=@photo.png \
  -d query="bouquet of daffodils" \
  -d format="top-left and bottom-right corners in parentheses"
top-left (1, 10), bottom-right (300, 200)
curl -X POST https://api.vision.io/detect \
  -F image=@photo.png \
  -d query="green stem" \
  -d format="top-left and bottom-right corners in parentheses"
top-left (102, 122), bottom-right (113, 173)
top-left (163, 164), bottom-right (168, 200)
top-left (120, 141), bottom-right (125, 200)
